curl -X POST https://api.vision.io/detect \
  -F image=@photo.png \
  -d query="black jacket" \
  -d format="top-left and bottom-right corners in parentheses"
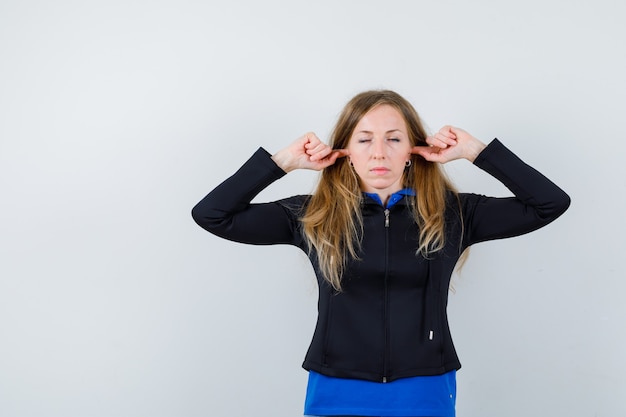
top-left (192, 139), bottom-right (570, 382)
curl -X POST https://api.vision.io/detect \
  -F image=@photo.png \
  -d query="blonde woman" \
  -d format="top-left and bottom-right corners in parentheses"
top-left (192, 90), bottom-right (570, 417)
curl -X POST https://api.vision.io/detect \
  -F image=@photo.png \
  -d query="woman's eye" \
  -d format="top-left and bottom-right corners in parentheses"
top-left (387, 137), bottom-right (401, 142)
top-left (358, 138), bottom-right (372, 143)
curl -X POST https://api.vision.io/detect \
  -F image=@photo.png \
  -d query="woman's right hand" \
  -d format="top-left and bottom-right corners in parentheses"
top-left (271, 132), bottom-right (348, 172)
top-left (413, 126), bottom-right (487, 164)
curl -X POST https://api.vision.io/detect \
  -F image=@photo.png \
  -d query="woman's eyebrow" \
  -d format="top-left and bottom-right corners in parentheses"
top-left (355, 129), bottom-right (404, 134)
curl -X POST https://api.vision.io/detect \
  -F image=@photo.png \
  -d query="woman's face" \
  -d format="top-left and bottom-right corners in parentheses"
top-left (347, 104), bottom-right (413, 200)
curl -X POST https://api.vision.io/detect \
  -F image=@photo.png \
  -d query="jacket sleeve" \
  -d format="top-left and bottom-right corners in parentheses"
top-left (191, 147), bottom-right (303, 245)
top-left (461, 139), bottom-right (571, 246)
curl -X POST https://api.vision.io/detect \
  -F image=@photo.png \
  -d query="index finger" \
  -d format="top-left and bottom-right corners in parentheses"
top-left (332, 148), bottom-right (350, 158)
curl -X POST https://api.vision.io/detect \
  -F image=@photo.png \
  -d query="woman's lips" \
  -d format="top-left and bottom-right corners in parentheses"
top-left (370, 167), bottom-right (390, 175)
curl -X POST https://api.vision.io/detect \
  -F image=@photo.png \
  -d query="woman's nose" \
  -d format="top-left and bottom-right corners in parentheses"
top-left (371, 138), bottom-right (385, 158)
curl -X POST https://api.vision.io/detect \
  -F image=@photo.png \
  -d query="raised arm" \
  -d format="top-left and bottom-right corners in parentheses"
top-left (461, 138), bottom-right (570, 245)
top-left (191, 133), bottom-right (346, 245)
top-left (414, 126), bottom-right (570, 245)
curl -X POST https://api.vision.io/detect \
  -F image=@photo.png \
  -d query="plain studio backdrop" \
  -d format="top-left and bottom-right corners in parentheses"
top-left (1, 0), bottom-right (624, 416)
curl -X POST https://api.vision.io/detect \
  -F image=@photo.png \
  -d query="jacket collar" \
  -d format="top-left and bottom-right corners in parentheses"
top-left (363, 188), bottom-right (415, 208)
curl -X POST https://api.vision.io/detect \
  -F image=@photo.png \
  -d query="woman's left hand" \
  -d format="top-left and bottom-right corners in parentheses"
top-left (412, 125), bottom-right (487, 163)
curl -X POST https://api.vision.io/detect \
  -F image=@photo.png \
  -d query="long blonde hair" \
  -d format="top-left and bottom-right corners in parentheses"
top-left (302, 90), bottom-right (459, 291)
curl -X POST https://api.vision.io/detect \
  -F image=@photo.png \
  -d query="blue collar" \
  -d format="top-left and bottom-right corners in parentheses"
top-left (363, 188), bottom-right (415, 209)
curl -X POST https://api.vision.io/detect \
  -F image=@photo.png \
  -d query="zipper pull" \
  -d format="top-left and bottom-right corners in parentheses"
top-left (429, 330), bottom-right (434, 340)
top-left (384, 209), bottom-right (390, 228)
top-left (382, 376), bottom-right (387, 383)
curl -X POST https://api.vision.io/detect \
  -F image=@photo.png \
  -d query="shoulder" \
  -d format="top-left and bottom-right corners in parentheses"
top-left (453, 192), bottom-right (492, 216)
top-left (445, 190), bottom-right (476, 208)
top-left (275, 194), bottom-right (312, 217)
top-left (445, 191), bottom-right (491, 223)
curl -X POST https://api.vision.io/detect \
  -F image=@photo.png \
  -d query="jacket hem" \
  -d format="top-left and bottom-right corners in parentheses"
top-left (302, 360), bottom-right (461, 382)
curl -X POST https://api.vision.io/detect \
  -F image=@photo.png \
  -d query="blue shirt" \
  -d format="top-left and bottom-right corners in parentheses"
top-left (304, 370), bottom-right (456, 417)
top-left (304, 189), bottom-right (456, 417)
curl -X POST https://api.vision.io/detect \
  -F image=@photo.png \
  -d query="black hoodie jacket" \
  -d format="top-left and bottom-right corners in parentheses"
top-left (191, 139), bottom-right (570, 383)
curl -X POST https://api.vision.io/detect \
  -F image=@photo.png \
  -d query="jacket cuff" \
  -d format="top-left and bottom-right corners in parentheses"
top-left (255, 147), bottom-right (288, 179)
top-left (473, 138), bottom-right (504, 168)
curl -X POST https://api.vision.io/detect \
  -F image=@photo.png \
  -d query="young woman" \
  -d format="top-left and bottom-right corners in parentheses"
top-left (192, 90), bottom-right (570, 417)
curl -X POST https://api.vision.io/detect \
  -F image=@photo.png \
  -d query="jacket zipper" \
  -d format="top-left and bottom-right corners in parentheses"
top-left (383, 208), bottom-right (390, 382)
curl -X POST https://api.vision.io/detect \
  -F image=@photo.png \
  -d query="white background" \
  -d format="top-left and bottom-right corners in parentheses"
top-left (1, 1), bottom-right (625, 416)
